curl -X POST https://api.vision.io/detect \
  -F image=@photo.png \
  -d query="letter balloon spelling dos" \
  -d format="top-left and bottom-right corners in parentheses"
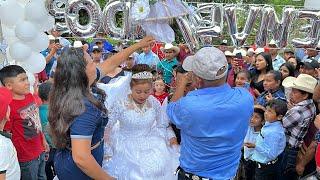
top-left (65, 0), bottom-right (102, 38)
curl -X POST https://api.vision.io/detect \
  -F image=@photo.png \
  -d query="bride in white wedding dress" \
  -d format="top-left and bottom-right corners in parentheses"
top-left (101, 64), bottom-right (179, 180)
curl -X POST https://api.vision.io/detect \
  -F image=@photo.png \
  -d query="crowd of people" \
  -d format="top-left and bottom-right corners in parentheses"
top-left (0, 28), bottom-right (320, 180)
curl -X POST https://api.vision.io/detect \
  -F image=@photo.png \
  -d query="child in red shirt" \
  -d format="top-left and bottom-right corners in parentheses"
top-left (152, 78), bottom-right (169, 105)
top-left (0, 65), bottom-right (48, 180)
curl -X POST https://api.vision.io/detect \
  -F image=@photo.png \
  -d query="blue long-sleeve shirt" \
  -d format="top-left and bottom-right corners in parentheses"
top-left (167, 84), bottom-right (254, 180)
top-left (251, 121), bottom-right (286, 163)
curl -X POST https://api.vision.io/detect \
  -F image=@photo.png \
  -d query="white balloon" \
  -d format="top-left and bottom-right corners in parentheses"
top-left (22, 52), bottom-right (46, 73)
top-left (9, 42), bottom-right (32, 61)
top-left (15, 21), bottom-right (38, 42)
top-left (25, 0), bottom-right (49, 25)
top-left (1, 26), bottom-right (19, 44)
top-left (2, 26), bottom-right (15, 38)
top-left (17, 0), bottom-right (30, 5)
top-left (26, 71), bottom-right (35, 86)
top-left (26, 32), bottom-right (49, 52)
top-left (0, 1), bottom-right (24, 27)
top-left (38, 15), bottom-right (55, 31)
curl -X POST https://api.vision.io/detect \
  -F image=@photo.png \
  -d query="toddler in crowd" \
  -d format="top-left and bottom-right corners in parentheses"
top-left (245, 99), bottom-right (287, 180)
top-left (242, 105), bottom-right (265, 180)
top-left (235, 70), bottom-right (255, 98)
top-left (152, 78), bottom-right (169, 105)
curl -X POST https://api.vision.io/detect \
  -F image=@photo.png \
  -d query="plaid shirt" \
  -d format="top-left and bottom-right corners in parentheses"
top-left (282, 99), bottom-right (316, 148)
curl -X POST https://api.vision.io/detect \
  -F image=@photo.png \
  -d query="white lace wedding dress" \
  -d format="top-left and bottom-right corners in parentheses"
top-left (102, 95), bottom-right (179, 180)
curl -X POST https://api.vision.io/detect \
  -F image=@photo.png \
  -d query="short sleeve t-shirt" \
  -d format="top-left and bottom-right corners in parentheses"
top-left (0, 132), bottom-right (20, 180)
top-left (54, 99), bottom-right (108, 180)
top-left (4, 93), bottom-right (44, 162)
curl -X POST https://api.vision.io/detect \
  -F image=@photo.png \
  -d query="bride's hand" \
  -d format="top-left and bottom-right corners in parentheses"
top-left (169, 137), bottom-right (178, 146)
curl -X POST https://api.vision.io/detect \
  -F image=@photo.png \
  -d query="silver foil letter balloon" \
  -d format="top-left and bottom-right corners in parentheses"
top-left (46, 0), bottom-right (67, 18)
top-left (291, 10), bottom-right (320, 48)
top-left (65, 0), bottom-right (102, 38)
top-left (196, 3), bottom-right (224, 38)
top-left (102, 1), bottom-right (131, 39)
top-left (176, 16), bottom-right (200, 53)
top-left (225, 4), bottom-right (261, 47)
top-left (268, 6), bottom-right (296, 48)
top-left (255, 5), bottom-right (275, 47)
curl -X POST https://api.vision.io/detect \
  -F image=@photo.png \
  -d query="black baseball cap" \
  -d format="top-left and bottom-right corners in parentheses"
top-left (302, 59), bottom-right (319, 70)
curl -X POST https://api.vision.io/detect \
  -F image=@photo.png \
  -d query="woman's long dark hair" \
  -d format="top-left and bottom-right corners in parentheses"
top-left (49, 47), bottom-right (105, 149)
top-left (257, 52), bottom-right (273, 73)
top-left (280, 62), bottom-right (295, 78)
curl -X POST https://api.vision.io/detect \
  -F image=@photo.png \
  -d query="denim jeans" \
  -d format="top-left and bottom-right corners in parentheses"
top-left (280, 146), bottom-right (299, 180)
top-left (20, 152), bottom-right (47, 180)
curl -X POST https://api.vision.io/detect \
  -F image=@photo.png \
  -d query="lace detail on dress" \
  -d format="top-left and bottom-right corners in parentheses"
top-left (102, 95), bottom-right (179, 180)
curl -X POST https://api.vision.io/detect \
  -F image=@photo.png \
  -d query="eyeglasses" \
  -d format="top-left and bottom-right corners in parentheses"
top-left (165, 51), bottom-right (174, 54)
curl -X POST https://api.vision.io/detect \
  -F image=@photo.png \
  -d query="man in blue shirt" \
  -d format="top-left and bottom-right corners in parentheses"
top-left (167, 47), bottom-right (254, 180)
top-left (245, 99), bottom-right (287, 179)
top-left (136, 44), bottom-right (160, 69)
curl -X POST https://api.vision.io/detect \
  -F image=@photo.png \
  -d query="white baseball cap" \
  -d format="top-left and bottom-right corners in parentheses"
top-left (182, 47), bottom-right (228, 81)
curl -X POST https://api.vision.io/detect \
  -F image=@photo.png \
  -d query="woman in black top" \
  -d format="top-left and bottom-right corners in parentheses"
top-left (251, 52), bottom-right (273, 95)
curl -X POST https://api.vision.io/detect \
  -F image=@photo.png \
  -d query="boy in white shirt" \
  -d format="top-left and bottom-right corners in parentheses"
top-left (0, 87), bottom-right (20, 180)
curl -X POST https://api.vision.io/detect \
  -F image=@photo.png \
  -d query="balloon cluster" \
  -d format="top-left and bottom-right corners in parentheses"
top-left (0, 0), bottom-right (54, 73)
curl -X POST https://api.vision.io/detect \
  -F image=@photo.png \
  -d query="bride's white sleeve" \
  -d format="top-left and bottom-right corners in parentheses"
top-left (103, 101), bottom-right (121, 158)
top-left (151, 96), bottom-right (176, 141)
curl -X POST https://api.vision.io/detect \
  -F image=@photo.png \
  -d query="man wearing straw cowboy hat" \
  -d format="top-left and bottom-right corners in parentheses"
top-left (280, 74), bottom-right (318, 179)
top-left (157, 43), bottom-right (180, 84)
top-left (167, 47), bottom-right (254, 180)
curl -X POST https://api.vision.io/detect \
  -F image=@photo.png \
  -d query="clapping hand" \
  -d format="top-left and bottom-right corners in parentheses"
top-left (265, 92), bottom-right (273, 102)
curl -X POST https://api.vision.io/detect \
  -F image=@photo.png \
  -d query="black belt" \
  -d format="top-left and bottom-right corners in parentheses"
top-left (175, 167), bottom-right (212, 180)
top-left (256, 158), bottom-right (278, 169)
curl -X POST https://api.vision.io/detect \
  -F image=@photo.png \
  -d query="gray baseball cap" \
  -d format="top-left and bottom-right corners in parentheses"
top-left (182, 47), bottom-right (228, 81)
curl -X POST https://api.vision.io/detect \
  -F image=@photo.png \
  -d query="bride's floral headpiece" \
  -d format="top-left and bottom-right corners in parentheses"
top-left (132, 71), bottom-right (153, 79)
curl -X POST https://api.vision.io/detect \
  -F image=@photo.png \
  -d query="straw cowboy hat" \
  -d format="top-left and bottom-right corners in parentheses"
top-left (282, 74), bottom-right (317, 94)
top-left (160, 43), bottom-right (180, 54)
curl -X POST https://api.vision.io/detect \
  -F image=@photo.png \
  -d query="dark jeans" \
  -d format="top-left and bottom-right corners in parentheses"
top-left (280, 146), bottom-right (299, 180)
top-left (20, 152), bottom-right (47, 180)
top-left (243, 160), bottom-right (256, 180)
top-left (255, 160), bottom-right (281, 180)
top-left (45, 149), bottom-right (56, 180)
